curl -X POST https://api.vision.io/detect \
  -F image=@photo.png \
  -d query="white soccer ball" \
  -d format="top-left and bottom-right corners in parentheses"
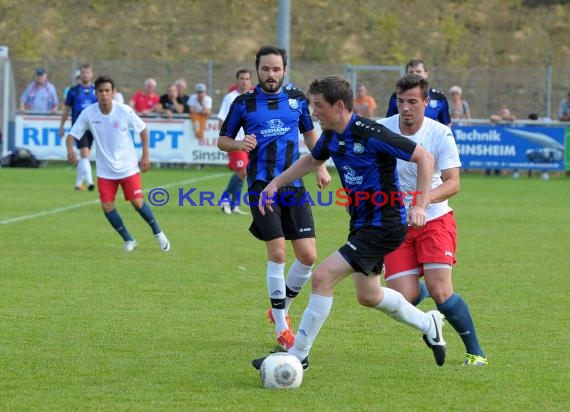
top-left (260, 352), bottom-right (303, 389)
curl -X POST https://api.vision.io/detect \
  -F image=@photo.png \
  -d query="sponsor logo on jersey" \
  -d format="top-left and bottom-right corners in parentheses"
top-left (342, 165), bottom-right (363, 185)
top-left (260, 119), bottom-right (291, 137)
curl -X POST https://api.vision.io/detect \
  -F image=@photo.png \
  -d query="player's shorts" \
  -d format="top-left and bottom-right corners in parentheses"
top-left (247, 180), bottom-right (315, 241)
top-left (76, 131), bottom-right (94, 150)
top-left (97, 173), bottom-right (143, 203)
top-left (228, 150), bottom-right (248, 171)
top-left (383, 211), bottom-right (457, 281)
top-left (338, 225), bottom-right (407, 276)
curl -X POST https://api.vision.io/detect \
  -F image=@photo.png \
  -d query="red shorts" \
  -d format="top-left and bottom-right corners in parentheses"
top-left (228, 150), bottom-right (248, 171)
top-left (98, 174), bottom-right (143, 203)
top-left (384, 211), bottom-right (457, 280)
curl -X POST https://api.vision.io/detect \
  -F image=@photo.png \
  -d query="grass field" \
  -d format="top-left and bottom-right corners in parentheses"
top-left (1, 164), bottom-right (569, 411)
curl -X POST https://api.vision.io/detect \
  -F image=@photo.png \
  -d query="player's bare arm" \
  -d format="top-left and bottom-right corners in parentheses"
top-left (217, 134), bottom-right (257, 153)
top-left (65, 135), bottom-right (78, 165)
top-left (407, 145), bottom-right (434, 227)
top-left (428, 167), bottom-right (460, 204)
top-left (139, 128), bottom-right (151, 172)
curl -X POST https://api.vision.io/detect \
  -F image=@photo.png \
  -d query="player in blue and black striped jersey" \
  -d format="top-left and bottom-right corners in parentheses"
top-left (251, 75), bottom-right (448, 371)
top-left (386, 59), bottom-right (451, 126)
top-left (60, 64), bottom-right (98, 191)
top-left (218, 45), bottom-right (331, 351)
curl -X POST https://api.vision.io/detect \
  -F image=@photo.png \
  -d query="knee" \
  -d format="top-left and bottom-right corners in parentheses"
top-left (428, 285), bottom-right (453, 304)
top-left (310, 268), bottom-right (331, 293)
top-left (356, 291), bottom-right (378, 308)
top-left (101, 202), bottom-right (114, 213)
top-left (296, 250), bottom-right (317, 267)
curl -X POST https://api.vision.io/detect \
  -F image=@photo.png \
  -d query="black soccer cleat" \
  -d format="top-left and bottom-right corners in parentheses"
top-left (252, 355), bottom-right (309, 371)
top-left (422, 310), bottom-right (447, 366)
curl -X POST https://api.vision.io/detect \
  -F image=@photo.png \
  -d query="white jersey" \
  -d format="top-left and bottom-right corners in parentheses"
top-left (69, 102), bottom-right (147, 179)
top-left (218, 90), bottom-right (245, 140)
top-left (376, 115), bottom-right (461, 221)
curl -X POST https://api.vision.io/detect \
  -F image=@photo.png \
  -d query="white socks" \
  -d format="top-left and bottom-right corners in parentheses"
top-left (289, 293), bottom-right (333, 362)
top-left (284, 260), bottom-right (313, 311)
top-left (76, 158), bottom-right (93, 187)
top-left (266, 261), bottom-right (287, 335)
top-left (375, 287), bottom-right (431, 334)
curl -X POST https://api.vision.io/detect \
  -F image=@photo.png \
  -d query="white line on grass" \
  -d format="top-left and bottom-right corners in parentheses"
top-left (0, 172), bottom-right (229, 225)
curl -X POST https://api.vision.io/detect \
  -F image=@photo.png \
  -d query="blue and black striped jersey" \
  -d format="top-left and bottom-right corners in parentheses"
top-left (311, 115), bottom-right (417, 231)
top-left (220, 84), bottom-right (314, 188)
top-left (386, 89), bottom-right (451, 125)
top-left (65, 84), bottom-right (97, 124)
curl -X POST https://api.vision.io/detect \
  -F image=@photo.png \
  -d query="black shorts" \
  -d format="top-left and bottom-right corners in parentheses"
top-left (248, 181), bottom-right (315, 241)
top-left (338, 225), bottom-right (407, 276)
top-left (76, 131), bottom-right (94, 150)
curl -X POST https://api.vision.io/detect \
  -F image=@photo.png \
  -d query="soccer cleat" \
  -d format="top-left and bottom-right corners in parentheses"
top-left (252, 355), bottom-right (309, 370)
top-left (155, 231), bottom-right (171, 251)
top-left (277, 329), bottom-right (295, 350)
top-left (220, 201), bottom-right (232, 215)
top-left (88, 184), bottom-right (95, 191)
top-left (463, 353), bottom-right (488, 366)
top-left (267, 308), bottom-right (292, 330)
top-left (74, 185), bottom-right (84, 191)
top-left (422, 310), bottom-right (446, 366)
top-left (124, 240), bottom-right (138, 252)
top-left (231, 206), bottom-right (248, 215)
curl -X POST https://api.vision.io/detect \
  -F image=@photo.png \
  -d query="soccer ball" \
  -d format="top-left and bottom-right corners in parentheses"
top-left (260, 352), bottom-right (303, 389)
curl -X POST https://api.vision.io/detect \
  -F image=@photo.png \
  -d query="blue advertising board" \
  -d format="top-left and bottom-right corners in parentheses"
top-left (452, 125), bottom-right (566, 170)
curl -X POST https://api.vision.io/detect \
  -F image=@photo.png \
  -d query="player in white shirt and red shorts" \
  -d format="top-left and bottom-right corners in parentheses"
top-left (66, 75), bottom-right (170, 253)
top-left (377, 74), bottom-right (487, 366)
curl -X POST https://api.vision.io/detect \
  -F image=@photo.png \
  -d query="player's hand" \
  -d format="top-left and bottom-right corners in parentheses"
top-left (140, 154), bottom-right (151, 173)
top-left (315, 164), bottom-right (331, 189)
top-left (242, 134), bottom-right (257, 152)
top-left (258, 182), bottom-right (277, 215)
top-left (407, 206), bottom-right (427, 227)
top-left (67, 150), bottom-right (78, 165)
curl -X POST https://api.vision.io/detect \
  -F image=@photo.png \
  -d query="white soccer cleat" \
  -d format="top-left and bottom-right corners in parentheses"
top-left (220, 201), bottom-right (232, 215)
top-left (155, 231), bottom-right (171, 252)
top-left (124, 240), bottom-right (138, 252)
top-left (423, 310), bottom-right (446, 366)
top-left (232, 206), bottom-right (248, 215)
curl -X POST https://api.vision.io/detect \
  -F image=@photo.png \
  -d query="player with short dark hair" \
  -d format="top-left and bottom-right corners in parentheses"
top-left (378, 74), bottom-right (487, 366)
top-left (65, 75), bottom-right (170, 253)
top-left (252, 75), bottom-right (446, 371)
top-left (218, 45), bottom-right (331, 351)
top-left (386, 59), bottom-right (451, 126)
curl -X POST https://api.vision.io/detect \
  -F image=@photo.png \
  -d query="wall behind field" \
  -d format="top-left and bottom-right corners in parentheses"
top-left (2, 0), bottom-right (570, 118)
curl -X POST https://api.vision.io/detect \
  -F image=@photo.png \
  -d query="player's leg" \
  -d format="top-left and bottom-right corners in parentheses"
top-left (76, 133), bottom-right (94, 190)
top-left (286, 251), bottom-right (353, 364)
top-left (123, 174), bottom-right (170, 252)
top-left (424, 265), bottom-right (486, 365)
top-left (286, 237), bottom-right (316, 311)
top-left (99, 177), bottom-right (135, 250)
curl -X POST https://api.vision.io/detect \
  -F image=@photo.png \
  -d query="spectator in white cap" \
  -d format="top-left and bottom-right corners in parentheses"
top-left (188, 82), bottom-right (212, 139)
top-left (19, 67), bottom-right (59, 114)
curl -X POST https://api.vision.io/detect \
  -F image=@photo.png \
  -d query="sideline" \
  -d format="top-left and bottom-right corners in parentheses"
top-left (0, 173), bottom-right (228, 225)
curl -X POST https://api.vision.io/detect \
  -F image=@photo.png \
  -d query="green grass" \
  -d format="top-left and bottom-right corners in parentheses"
top-left (0, 165), bottom-right (569, 411)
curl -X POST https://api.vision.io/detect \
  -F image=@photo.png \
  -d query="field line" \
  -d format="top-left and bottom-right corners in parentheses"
top-left (0, 173), bottom-right (228, 225)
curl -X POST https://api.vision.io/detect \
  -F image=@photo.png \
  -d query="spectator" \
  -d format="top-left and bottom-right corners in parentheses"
top-left (449, 85), bottom-right (471, 124)
top-left (174, 78), bottom-right (190, 113)
top-left (188, 83), bottom-right (212, 140)
top-left (62, 70), bottom-right (81, 103)
top-left (113, 86), bottom-right (125, 104)
top-left (156, 83), bottom-right (184, 118)
top-left (19, 67), bottom-right (59, 114)
top-left (128, 78), bottom-right (159, 116)
top-left (490, 104), bottom-right (516, 124)
top-left (386, 59), bottom-right (451, 126)
top-left (557, 91), bottom-right (570, 121)
top-left (488, 104), bottom-right (516, 176)
top-left (353, 84), bottom-right (377, 118)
